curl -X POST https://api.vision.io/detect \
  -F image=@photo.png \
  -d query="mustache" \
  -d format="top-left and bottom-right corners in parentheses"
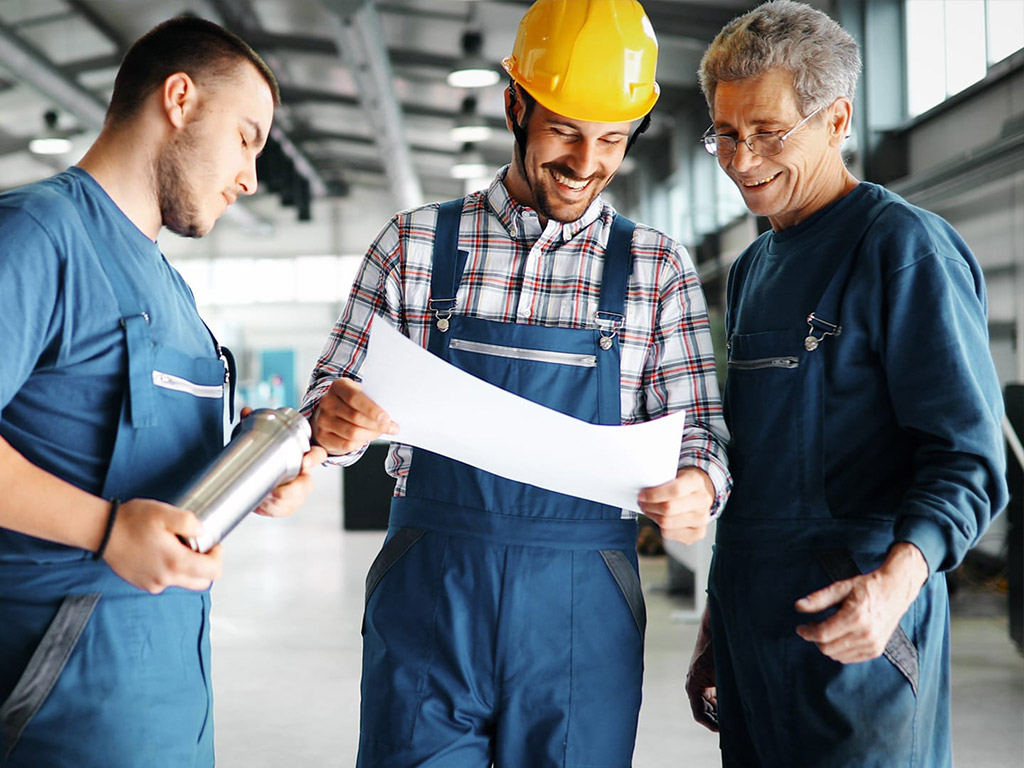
top-left (542, 162), bottom-right (603, 184)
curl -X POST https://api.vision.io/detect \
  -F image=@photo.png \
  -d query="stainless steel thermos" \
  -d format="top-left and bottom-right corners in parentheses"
top-left (176, 406), bottom-right (312, 553)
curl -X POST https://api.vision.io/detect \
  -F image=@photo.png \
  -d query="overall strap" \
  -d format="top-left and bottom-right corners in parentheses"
top-left (805, 198), bottom-right (895, 353)
top-left (595, 214), bottom-right (636, 344)
top-left (73, 206), bottom-right (159, 428)
top-left (427, 198), bottom-right (470, 357)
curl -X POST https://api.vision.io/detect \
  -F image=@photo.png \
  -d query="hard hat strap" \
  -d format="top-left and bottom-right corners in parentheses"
top-left (507, 83), bottom-right (530, 169)
top-left (624, 113), bottom-right (651, 156)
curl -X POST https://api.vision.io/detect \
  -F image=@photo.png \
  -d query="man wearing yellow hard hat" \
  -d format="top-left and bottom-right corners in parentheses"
top-left (302, 1), bottom-right (731, 764)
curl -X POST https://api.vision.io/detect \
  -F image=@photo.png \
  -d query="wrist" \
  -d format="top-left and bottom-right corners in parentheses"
top-left (92, 499), bottom-right (121, 560)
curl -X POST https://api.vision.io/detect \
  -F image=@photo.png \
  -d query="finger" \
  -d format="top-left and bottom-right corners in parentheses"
top-left (177, 546), bottom-right (223, 584)
top-left (795, 613), bottom-right (851, 645)
top-left (795, 579), bottom-right (855, 613)
top-left (302, 445), bottom-right (328, 469)
top-left (803, 631), bottom-right (877, 664)
top-left (687, 691), bottom-right (719, 732)
top-left (638, 478), bottom-right (685, 505)
top-left (326, 380), bottom-right (397, 433)
top-left (642, 506), bottom-right (707, 540)
top-left (240, 406), bottom-right (253, 419)
top-left (166, 506), bottom-right (206, 539)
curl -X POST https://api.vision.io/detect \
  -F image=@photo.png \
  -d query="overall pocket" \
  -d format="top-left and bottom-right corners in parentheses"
top-left (599, 549), bottom-right (647, 640)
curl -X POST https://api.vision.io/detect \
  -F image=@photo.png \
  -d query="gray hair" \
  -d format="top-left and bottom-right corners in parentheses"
top-left (698, 0), bottom-right (861, 116)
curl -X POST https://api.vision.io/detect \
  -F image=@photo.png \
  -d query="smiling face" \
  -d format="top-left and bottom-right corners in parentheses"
top-left (505, 92), bottom-right (632, 226)
top-left (711, 68), bottom-right (852, 232)
top-left (158, 61), bottom-right (274, 238)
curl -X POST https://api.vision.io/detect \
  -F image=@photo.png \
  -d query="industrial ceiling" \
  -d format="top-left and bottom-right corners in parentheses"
top-left (0, 0), bottom-right (782, 231)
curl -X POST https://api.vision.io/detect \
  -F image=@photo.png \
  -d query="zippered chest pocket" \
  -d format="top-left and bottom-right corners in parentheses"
top-left (152, 370), bottom-right (224, 398)
top-left (449, 338), bottom-right (597, 368)
top-left (727, 330), bottom-right (803, 372)
top-left (728, 356), bottom-right (799, 371)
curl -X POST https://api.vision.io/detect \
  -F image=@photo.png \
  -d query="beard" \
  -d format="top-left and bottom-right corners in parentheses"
top-left (523, 156), bottom-right (610, 224)
top-left (156, 122), bottom-right (207, 238)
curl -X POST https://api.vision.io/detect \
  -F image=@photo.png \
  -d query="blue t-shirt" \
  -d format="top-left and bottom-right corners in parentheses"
top-left (0, 167), bottom-right (217, 559)
top-left (725, 182), bottom-right (1007, 573)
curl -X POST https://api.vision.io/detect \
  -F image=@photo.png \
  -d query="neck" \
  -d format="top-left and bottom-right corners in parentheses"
top-left (77, 123), bottom-right (163, 241)
top-left (770, 161), bottom-right (860, 232)
top-left (502, 154), bottom-right (548, 227)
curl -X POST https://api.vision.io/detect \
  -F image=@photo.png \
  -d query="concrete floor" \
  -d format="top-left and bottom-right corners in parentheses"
top-left (208, 464), bottom-right (1024, 766)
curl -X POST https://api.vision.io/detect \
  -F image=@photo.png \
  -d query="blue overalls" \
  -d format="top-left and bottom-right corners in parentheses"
top-left (357, 200), bottom-right (647, 767)
top-left (710, 196), bottom-right (951, 767)
top-left (0, 192), bottom-right (227, 767)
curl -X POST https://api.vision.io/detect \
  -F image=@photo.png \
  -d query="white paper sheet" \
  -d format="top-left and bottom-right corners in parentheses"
top-left (358, 320), bottom-right (685, 512)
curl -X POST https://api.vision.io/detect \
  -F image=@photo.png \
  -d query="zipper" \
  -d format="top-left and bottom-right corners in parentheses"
top-left (728, 356), bottom-right (800, 370)
top-left (449, 338), bottom-right (597, 368)
top-left (152, 370), bottom-right (224, 399)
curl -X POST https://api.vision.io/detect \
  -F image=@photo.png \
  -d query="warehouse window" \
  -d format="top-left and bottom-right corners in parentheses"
top-left (905, 0), bottom-right (1023, 116)
top-left (173, 254), bottom-right (362, 306)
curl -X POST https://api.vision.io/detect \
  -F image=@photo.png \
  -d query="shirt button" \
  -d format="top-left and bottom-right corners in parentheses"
top-left (521, 308), bottom-right (532, 318)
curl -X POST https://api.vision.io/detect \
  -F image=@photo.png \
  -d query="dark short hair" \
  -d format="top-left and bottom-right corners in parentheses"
top-left (106, 15), bottom-right (280, 125)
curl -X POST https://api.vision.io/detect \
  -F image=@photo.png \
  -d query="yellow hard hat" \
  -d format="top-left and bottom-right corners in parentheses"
top-left (501, 0), bottom-right (660, 124)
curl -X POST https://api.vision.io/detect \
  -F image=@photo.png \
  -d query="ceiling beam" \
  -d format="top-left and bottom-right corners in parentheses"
top-left (0, 18), bottom-right (107, 129)
top-left (323, 0), bottom-right (423, 210)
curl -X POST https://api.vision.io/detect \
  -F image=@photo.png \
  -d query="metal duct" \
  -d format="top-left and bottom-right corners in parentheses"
top-left (323, 0), bottom-right (424, 210)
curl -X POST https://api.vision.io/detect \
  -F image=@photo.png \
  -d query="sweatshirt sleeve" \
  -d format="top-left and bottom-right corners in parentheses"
top-left (883, 238), bottom-right (1008, 574)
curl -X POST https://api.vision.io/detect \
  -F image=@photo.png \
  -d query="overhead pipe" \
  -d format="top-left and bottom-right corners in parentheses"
top-left (0, 19), bottom-right (107, 130)
top-left (323, 0), bottom-right (424, 210)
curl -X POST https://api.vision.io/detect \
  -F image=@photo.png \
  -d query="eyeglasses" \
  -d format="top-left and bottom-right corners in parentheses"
top-left (701, 105), bottom-right (824, 158)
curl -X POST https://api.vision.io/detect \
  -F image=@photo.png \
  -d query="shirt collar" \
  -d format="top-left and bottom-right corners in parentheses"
top-left (486, 164), bottom-right (612, 244)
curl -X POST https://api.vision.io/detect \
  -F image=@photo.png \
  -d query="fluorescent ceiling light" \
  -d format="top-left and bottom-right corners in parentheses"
top-left (447, 30), bottom-right (500, 89)
top-left (29, 136), bottom-right (72, 155)
top-left (450, 95), bottom-right (493, 142)
top-left (451, 144), bottom-right (489, 179)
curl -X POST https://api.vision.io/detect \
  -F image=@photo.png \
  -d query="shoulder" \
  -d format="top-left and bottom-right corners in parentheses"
top-left (628, 219), bottom-right (697, 277)
top-left (0, 172), bottom-right (90, 250)
top-left (858, 184), bottom-right (976, 276)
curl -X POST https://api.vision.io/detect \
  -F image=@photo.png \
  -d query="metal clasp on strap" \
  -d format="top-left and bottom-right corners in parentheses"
top-left (595, 310), bottom-right (625, 351)
top-left (429, 297), bottom-right (456, 333)
top-left (804, 312), bottom-right (841, 351)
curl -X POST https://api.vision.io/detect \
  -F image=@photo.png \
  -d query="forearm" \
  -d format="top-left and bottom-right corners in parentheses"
top-left (0, 435), bottom-right (110, 552)
top-left (881, 540), bottom-right (930, 599)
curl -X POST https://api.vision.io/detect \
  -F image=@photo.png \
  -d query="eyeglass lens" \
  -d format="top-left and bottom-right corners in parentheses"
top-left (704, 134), bottom-right (784, 158)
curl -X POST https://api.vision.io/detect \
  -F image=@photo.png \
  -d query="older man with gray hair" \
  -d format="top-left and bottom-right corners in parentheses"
top-left (684, 2), bottom-right (1007, 766)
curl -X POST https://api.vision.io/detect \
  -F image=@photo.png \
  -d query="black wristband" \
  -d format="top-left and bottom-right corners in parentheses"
top-left (93, 498), bottom-right (121, 561)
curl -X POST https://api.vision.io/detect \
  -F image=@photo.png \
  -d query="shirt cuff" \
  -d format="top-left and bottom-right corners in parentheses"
top-left (679, 453), bottom-right (733, 519)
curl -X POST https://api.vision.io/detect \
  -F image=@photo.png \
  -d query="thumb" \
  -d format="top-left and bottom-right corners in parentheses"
top-left (795, 578), bottom-right (854, 614)
top-left (167, 506), bottom-right (206, 538)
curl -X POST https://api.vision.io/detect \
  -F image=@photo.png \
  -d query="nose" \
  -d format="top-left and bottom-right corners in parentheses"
top-left (566, 138), bottom-right (601, 179)
top-left (237, 156), bottom-right (258, 196)
top-left (727, 140), bottom-right (760, 173)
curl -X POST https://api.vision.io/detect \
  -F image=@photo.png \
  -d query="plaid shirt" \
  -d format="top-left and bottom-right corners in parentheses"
top-left (302, 167), bottom-right (731, 514)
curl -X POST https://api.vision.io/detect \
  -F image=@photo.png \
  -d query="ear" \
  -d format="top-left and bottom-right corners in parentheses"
top-left (504, 84), bottom-right (525, 132)
top-left (827, 97), bottom-right (853, 147)
top-left (161, 72), bottom-right (200, 129)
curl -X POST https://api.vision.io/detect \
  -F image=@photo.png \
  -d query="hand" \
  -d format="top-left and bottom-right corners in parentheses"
top-left (637, 467), bottom-right (714, 543)
top-left (311, 378), bottom-right (398, 455)
top-left (795, 542), bottom-right (929, 663)
top-left (254, 445), bottom-right (328, 518)
top-left (685, 605), bottom-right (719, 732)
top-left (102, 498), bottom-right (223, 594)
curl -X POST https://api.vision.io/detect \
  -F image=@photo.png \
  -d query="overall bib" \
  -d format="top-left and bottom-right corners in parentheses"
top-left (0, 203), bottom-right (227, 767)
top-left (357, 200), bottom-right (647, 768)
top-left (710, 198), bottom-right (951, 767)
